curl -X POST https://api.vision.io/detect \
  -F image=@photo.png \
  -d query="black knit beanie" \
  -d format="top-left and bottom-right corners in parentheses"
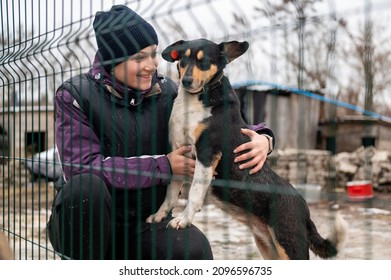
top-left (93, 5), bottom-right (158, 70)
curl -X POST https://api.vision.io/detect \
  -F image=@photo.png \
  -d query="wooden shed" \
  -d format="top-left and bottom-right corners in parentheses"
top-left (0, 105), bottom-right (55, 160)
top-left (235, 85), bottom-right (391, 154)
top-left (235, 87), bottom-right (321, 150)
top-left (319, 115), bottom-right (391, 153)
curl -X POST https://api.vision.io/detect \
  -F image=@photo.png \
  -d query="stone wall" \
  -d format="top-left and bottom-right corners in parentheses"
top-left (269, 149), bottom-right (333, 188)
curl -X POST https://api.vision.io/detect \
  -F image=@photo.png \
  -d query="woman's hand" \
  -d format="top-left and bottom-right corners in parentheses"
top-left (167, 145), bottom-right (195, 180)
top-left (168, 129), bottom-right (271, 179)
top-left (233, 128), bottom-right (271, 175)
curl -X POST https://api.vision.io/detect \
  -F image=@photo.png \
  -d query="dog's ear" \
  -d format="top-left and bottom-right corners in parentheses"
top-left (162, 40), bottom-right (187, 62)
top-left (219, 41), bottom-right (249, 64)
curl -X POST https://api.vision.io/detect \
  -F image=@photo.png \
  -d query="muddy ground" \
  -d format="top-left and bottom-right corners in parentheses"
top-left (1, 181), bottom-right (390, 260)
top-left (193, 193), bottom-right (391, 260)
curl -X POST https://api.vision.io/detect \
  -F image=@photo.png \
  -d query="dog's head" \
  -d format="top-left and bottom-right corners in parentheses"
top-left (162, 39), bottom-right (249, 93)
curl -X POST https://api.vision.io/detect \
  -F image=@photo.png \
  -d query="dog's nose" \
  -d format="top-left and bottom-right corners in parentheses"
top-left (182, 77), bottom-right (193, 88)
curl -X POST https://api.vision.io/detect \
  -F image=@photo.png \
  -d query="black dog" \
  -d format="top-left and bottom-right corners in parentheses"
top-left (147, 39), bottom-right (347, 259)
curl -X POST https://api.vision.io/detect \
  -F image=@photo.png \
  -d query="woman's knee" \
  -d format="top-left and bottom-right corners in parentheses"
top-left (59, 173), bottom-right (111, 208)
top-left (48, 174), bottom-right (112, 259)
top-left (154, 224), bottom-right (213, 260)
top-left (176, 226), bottom-right (213, 260)
top-left (51, 173), bottom-right (112, 228)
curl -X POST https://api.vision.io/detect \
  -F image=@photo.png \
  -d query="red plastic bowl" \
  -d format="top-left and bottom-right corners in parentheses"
top-left (346, 180), bottom-right (373, 201)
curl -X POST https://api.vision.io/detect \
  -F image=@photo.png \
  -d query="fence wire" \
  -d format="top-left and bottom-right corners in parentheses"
top-left (1, 0), bottom-right (391, 260)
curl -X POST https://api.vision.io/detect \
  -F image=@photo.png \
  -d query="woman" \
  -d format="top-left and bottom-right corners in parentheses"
top-left (47, 5), bottom-right (275, 260)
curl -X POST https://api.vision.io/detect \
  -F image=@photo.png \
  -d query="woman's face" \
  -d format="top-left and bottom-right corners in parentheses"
top-left (113, 45), bottom-right (158, 90)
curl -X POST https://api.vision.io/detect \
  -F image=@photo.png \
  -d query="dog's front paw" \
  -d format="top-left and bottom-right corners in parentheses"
top-left (146, 211), bottom-right (168, 223)
top-left (167, 215), bottom-right (192, 229)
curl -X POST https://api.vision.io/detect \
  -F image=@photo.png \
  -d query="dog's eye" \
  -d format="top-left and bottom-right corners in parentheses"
top-left (198, 58), bottom-right (211, 70)
top-left (180, 57), bottom-right (189, 67)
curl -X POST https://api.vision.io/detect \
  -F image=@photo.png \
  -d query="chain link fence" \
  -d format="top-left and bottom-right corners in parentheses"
top-left (1, 0), bottom-right (391, 260)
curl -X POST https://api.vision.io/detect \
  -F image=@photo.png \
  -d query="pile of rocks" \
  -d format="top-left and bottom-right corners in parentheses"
top-left (333, 146), bottom-right (391, 191)
top-left (269, 146), bottom-right (391, 191)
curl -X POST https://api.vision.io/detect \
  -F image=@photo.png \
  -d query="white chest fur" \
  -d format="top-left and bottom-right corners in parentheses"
top-left (169, 88), bottom-right (212, 153)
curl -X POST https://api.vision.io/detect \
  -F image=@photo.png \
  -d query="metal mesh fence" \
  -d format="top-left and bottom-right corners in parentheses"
top-left (1, 0), bottom-right (391, 260)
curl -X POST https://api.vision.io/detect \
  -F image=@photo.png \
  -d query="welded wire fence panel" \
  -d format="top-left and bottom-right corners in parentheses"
top-left (1, 0), bottom-right (391, 260)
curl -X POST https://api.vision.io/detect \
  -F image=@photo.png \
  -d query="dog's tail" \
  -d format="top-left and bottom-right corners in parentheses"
top-left (307, 212), bottom-right (348, 259)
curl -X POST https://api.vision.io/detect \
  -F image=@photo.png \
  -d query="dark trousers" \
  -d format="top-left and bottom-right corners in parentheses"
top-left (47, 174), bottom-right (213, 260)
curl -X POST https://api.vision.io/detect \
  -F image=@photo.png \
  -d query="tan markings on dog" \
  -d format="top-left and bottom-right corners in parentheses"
top-left (208, 195), bottom-right (278, 259)
top-left (192, 64), bottom-right (218, 84)
top-left (275, 243), bottom-right (289, 260)
top-left (251, 218), bottom-right (277, 259)
top-left (178, 62), bottom-right (187, 77)
top-left (254, 236), bottom-right (273, 259)
top-left (197, 50), bottom-right (204, 60)
top-left (177, 49), bottom-right (192, 78)
top-left (243, 215), bottom-right (282, 260)
top-left (211, 196), bottom-right (290, 260)
top-left (212, 152), bottom-right (222, 171)
top-left (269, 227), bottom-right (290, 260)
top-left (192, 123), bottom-right (207, 141)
